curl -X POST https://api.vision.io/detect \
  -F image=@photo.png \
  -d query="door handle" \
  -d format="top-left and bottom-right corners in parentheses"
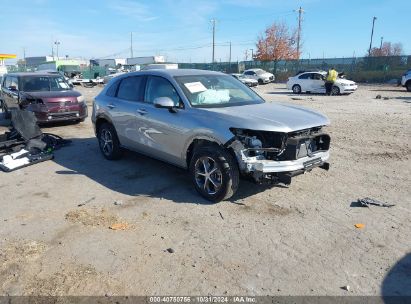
top-left (137, 109), bottom-right (147, 115)
top-left (107, 104), bottom-right (116, 109)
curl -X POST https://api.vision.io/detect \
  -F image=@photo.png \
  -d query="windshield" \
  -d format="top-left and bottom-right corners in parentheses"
top-left (21, 76), bottom-right (70, 92)
top-left (175, 74), bottom-right (264, 108)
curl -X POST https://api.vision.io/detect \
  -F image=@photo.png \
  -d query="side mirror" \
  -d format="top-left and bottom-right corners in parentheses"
top-left (153, 97), bottom-right (177, 112)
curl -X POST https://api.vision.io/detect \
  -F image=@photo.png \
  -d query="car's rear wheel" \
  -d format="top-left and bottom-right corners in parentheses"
top-left (258, 79), bottom-right (264, 85)
top-left (331, 86), bottom-right (340, 95)
top-left (406, 81), bottom-right (411, 92)
top-left (189, 145), bottom-right (239, 203)
top-left (292, 84), bottom-right (302, 94)
top-left (97, 123), bottom-right (122, 160)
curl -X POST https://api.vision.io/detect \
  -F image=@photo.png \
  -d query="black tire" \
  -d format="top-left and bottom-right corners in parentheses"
top-left (258, 78), bottom-right (264, 85)
top-left (189, 145), bottom-right (239, 203)
top-left (292, 84), bottom-right (302, 94)
top-left (97, 123), bottom-right (122, 160)
top-left (406, 81), bottom-right (411, 92)
top-left (331, 86), bottom-right (340, 95)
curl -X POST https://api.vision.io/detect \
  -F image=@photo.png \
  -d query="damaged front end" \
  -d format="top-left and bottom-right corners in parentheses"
top-left (227, 127), bottom-right (330, 185)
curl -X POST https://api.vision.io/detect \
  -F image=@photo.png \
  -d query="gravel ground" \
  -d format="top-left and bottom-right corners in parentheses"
top-left (0, 83), bottom-right (410, 296)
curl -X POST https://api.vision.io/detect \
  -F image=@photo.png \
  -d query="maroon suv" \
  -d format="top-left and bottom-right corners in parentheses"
top-left (0, 72), bottom-right (87, 123)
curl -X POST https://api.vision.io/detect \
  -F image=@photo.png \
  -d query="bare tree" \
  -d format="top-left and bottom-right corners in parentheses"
top-left (369, 42), bottom-right (403, 56)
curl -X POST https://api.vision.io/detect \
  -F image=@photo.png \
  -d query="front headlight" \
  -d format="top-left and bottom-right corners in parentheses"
top-left (77, 95), bottom-right (85, 102)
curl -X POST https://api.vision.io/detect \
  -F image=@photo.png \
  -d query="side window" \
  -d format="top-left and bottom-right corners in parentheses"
top-left (117, 76), bottom-right (144, 101)
top-left (298, 73), bottom-right (311, 80)
top-left (313, 73), bottom-right (323, 80)
top-left (106, 79), bottom-right (120, 97)
top-left (145, 76), bottom-right (182, 107)
top-left (10, 77), bottom-right (19, 89)
top-left (4, 76), bottom-right (11, 88)
top-left (244, 71), bottom-right (252, 75)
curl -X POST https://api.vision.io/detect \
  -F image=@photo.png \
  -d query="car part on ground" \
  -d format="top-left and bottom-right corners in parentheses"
top-left (92, 69), bottom-right (330, 202)
top-left (0, 109), bottom-right (70, 172)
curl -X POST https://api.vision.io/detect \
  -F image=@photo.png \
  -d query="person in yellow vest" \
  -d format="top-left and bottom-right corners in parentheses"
top-left (325, 67), bottom-right (338, 96)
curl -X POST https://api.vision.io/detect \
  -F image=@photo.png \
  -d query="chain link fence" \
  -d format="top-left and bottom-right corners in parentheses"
top-left (180, 55), bottom-right (411, 83)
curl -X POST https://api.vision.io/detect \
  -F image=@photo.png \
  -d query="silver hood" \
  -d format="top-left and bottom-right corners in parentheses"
top-left (201, 102), bottom-right (330, 133)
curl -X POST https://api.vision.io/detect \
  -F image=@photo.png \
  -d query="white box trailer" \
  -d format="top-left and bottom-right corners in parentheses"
top-left (126, 56), bottom-right (165, 65)
top-left (143, 63), bottom-right (178, 70)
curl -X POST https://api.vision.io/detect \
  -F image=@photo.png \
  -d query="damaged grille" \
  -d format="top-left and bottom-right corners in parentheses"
top-left (230, 127), bottom-right (330, 161)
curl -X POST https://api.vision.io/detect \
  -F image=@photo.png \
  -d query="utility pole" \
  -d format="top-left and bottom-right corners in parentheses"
top-left (54, 41), bottom-right (61, 59)
top-left (23, 47), bottom-right (26, 69)
top-left (229, 41), bottom-right (232, 63)
top-left (380, 36), bottom-right (383, 49)
top-left (295, 6), bottom-right (304, 60)
top-left (368, 16), bottom-right (377, 56)
top-left (211, 19), bottom-right (216, 63)
top-left (130, 32), bottom-right (134, 58)
top-left (249, 49), bottom-right (254, 60)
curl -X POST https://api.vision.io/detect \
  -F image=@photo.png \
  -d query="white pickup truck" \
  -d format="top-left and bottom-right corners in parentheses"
top-left (401, 69), bottom-right (411, 92)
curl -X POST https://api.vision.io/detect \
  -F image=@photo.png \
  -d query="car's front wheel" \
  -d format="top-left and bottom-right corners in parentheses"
top-left (97, 123), bottom-right (122, 160)
top-left (189, 145), bottom-right (239, 203)
top-left (331, 86), bottom-right (340, 95)
top-left (292, 84), bottom-right (302, 94)
top-left (406, 81), bottom-right (411, 92)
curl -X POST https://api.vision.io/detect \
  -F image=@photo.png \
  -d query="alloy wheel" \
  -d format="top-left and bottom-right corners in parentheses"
top-left (100, 129), bottom-right (113, 156)
top-left (194, 156), bottom-right (223, 195)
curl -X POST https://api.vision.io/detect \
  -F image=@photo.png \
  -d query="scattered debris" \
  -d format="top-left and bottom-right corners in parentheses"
top-left (109, 223), bottom-right (130, 230)
top-left (357, 197), bottom-right (395, 208)
top-left (341, 285), bottom-right (351, 291)
top-left (0, 110), bottom-right (70, 172)
top-left (376, 95), bottom-right (382, 99)
top-left (113, 201), bottom-right (123, 206)
top-left (291, 97), bottom-right (304, 100)
top-left (166, 248), bottom-right (175, 253)
top-left (77, 197), bottom-right (96, 207)
top-left (355, 223), bottom-right (365, 229)
top-left (219, 211), bottom-right (224, 220)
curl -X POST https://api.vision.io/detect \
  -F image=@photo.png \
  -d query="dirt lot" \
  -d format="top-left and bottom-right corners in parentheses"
top-left (0, 83), bottom-right (410, 296)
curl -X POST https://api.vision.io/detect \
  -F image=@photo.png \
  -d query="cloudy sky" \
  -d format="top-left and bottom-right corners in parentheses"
top-left (0, 0), bottom-right (409, 63)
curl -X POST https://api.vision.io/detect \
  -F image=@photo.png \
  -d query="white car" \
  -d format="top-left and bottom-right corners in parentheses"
top-left (231, 73), bottom-right (258, 87)
top-left (401, 69), bottom-right (411, 92)
top-left (243, 69), bottom-right (275, 84)
top-left (287, 71), bottom-right (358, 95)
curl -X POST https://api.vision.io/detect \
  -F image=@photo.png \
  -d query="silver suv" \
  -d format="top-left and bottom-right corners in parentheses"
top-left (92, 69), bottom-right (331, 202)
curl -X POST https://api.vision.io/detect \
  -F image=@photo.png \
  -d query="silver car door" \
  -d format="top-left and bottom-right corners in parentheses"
top-left (109, 76), bottom-right (146, 150)
top-left (134, 76), bottom-right (189, 166)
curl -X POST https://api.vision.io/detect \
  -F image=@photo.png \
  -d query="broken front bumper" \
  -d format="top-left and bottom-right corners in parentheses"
top-left (239, 150), bottom-right (330, 184)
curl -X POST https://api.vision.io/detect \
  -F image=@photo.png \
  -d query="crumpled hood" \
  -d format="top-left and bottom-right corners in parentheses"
top-left (201, 102), bottom-right (330, 133)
